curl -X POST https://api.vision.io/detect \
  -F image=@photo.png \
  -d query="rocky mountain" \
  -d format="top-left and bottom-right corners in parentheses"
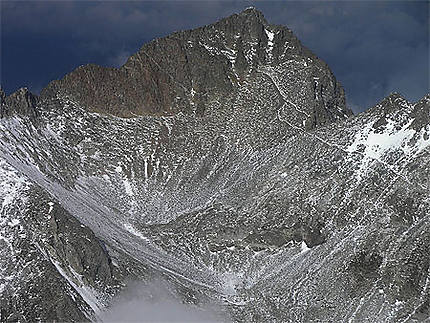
top-left (1, 8), bottom-right (429, 323)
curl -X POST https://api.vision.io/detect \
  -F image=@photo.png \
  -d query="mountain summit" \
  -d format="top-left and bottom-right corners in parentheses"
top-left (39, 8), bottom-right (350, 129)
top-left (0, 8), bottom-right (429, 323)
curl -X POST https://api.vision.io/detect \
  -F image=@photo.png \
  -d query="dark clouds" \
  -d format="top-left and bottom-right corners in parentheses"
top-left (1, 1), bottom-right (428, 112)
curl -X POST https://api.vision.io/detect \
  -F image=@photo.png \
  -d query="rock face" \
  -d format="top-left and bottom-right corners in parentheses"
top-left (1, 87), bottom-right (38, 120)
top-left (0, 8), bottom-right (429, 323)
top-left (0, 164), bottom-right (119, 322)
top-left (41, 8), bottom-right (350, 126)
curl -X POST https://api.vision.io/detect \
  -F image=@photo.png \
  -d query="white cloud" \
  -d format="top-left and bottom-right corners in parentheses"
top-left (108, 50), bottom-right (131, 68)
top-left (100, 280), bottom-right (229, 323)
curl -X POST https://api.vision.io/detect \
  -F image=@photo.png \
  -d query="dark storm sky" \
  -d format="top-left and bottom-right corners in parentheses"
top-left (1, 1), bottom-right (429, 113)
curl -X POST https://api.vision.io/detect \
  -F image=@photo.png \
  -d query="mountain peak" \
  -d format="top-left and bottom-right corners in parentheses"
top-left (384, 91), bottom-right (407, 102)
top-left (40, 8), bottom-right (348, 127)
top-left (219, 6), bottom-right (268, 30)
top-left (238, 7), bottom-right (266, 21)
top-left (416, 93), bottom-right (430, 104)
top-left (369, 92), bottom-right (410, 115)
top-left (1, 87), bottom-right (38, 119)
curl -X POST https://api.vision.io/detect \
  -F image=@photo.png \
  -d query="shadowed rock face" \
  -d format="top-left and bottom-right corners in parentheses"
top-left (410, 95), bottom-right (430, 132)
top-left (0, 177), bottom-right (118, 322)
top-left (0, 8), bottom-right (429, 323)
top-left (1, 88), bottom-right (38, 120)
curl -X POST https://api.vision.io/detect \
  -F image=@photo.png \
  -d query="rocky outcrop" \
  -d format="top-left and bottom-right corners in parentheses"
top-left (25, 188), bottom-right (117, 292)
top-left (410, 94), bottom-right (430, 132)
top-left (0, 178), bottom-right (119, 322)
top-left (1, 87), bottom-right (38, 120)
top-left (0, 89), bottom-right (6, 118)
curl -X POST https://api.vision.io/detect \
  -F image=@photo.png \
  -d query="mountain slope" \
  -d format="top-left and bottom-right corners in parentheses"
top-left (1, 8), bottom-right (429, 323)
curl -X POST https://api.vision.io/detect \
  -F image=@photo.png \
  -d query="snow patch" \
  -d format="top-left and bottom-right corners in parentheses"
top-left (114, 164), bottom-right (134, 196)
top-left (124, 223), bottom-right (150, 242)
top-left (123, 179), bottom-right (133, 196)
top-left (0, 159), bottom-right (28, 214)
top-left (0, 158), bottom-right (28, 250)
top-left (265, 28), bottom-right (275, 60)
top-left (7, 219), bottom-right (20, 227)
top-left (348, 120), bottom-right (415, 159)
top-left (221, 272), bottom-right (240, 296)
top-left (347, 119), bottom-right (429, 181)
top-left (52, 260), bottom-right (102, 317)
top-left (300, 241), bottom-right (310, 254)
top-left (221, 47), bottom-right (237, 67)
top-left (144, 158), bottom-right (149, 179)
top-left (48, 202), bottom-right (54, 214)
